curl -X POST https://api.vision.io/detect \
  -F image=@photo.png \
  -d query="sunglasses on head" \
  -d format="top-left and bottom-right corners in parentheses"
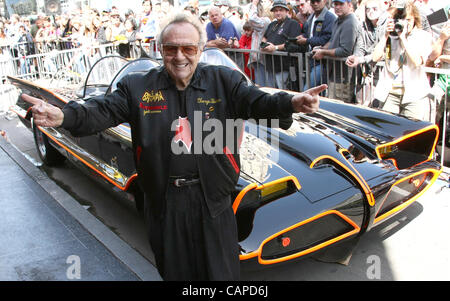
top-left (161, 44), bottom-right (199, 57)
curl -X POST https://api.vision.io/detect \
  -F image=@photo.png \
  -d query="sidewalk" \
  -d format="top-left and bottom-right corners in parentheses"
top-left (0, 137), bottom-right (162, 281)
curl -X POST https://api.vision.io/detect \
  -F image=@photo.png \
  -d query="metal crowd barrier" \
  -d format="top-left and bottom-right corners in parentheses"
top-left (221, 48), bottom-right (361, 102)
top-left (1, 41), bottom-right (448, 166)
top-left (0, 42), bottom-right (120, 116)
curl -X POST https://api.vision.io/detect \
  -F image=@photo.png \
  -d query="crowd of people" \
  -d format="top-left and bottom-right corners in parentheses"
top-left (0, 0), bottom-right (449, 123)
top-left (6, 1), bottom-right (450, 281)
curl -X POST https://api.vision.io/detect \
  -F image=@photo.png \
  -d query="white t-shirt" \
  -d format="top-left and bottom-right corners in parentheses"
top-left (374, 28), bottom-right (433, 102)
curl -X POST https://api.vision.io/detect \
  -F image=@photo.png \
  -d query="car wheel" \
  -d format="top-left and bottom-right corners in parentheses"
top-left (33, 124), bottom-right (66, 166)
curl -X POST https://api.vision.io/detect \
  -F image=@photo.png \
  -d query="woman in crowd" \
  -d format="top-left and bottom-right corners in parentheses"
top-left (248, 0), bottom-right (272, 86)
top-left (347, 0), bottom-right (387, 106)
top-left (0, 22), bottom-right (9, 47)
top-left (372, 0), bottom-right (434, 121)
top-left (117, 17), bottom-right (139, 58)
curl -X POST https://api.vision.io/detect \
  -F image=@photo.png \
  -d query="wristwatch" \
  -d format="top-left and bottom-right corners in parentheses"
top-left (275, 45), bottom-right (278, 51)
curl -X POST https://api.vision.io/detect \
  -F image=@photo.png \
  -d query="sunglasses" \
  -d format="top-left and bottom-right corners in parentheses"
top-left (161, 44), bottom-right (199, 57)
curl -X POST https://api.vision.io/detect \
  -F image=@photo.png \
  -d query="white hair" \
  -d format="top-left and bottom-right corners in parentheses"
top-left (157, 13), bottom-right (206, 48)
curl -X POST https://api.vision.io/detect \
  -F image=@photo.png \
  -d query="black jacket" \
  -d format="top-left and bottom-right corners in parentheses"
top-left (61, 63), bottom-right (294, 218)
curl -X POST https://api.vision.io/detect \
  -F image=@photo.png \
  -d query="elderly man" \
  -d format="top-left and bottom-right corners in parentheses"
top-left (312, 0), bottom-right (360, 102)
top-left (20, 13), bottom-right (326, 281)
top-left (205, 6), bottom-right (240, 49)
top-left (261, 0), bottom-right (302, 89)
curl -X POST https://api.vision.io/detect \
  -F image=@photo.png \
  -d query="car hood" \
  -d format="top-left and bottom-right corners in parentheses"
top-left (238, 87), bottom-right (439, 203)
top-left (239, 114), bottom-right (392, 204)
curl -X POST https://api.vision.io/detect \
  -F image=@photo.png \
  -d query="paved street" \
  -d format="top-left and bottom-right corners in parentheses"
top-left (0, 113), bottom-right (449, 281)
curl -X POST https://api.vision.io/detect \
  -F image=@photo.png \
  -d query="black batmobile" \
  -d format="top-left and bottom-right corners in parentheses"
top-left (8, 48), bottom-right (442, 266)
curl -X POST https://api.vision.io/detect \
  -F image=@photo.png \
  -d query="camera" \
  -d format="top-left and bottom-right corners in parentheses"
top-left (286, 37), bottom-right (297, 43)
top-left (389, 5), bottom-right (407, 36)
top-left (260, 41), bottom-right (269, 49)
top-left (391, 19), bottom-right (407, 36)
top-left (283, 34), bottom-right (306, 53)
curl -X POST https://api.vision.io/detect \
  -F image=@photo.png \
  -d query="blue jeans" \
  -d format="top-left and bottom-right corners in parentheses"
top-left (304, 63), bottom-right (324, 91)
top-left (250, 62), bottom-right (267, 86)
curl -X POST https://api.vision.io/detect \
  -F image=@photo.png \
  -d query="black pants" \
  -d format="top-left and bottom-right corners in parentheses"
top-left (146, 182), bottom-right (240, 281)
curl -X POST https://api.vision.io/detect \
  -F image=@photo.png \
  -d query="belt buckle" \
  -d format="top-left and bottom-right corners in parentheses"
top-left (174, 178), bottom-right (186, 187)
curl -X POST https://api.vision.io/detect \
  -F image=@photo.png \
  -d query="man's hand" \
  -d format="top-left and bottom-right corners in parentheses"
top-left (291, 84), bottom-right (327, 114)
top-left (228, 37), bottom-right (239, 48)
top-left (215, 38), bottom-right (229, 49)
top-left (345, 55), bottom-right (360, 68)
top-left (296, 35), bottom-right (307, 45)
top-left (261, 42), bottom-right (278, 52)
top-left (21, 94), bottom-right (64, 127)
top-left (312, 48), bottom-right (325, 60)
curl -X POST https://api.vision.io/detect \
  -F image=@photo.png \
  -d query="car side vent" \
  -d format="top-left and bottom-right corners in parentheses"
top-left (376, 126), bottom-right (438, 169)
top-left (260, 211), bottom-right (358, 264)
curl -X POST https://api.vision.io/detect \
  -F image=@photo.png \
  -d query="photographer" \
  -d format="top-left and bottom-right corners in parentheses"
top-left (372, 0), bottom-right (434, 121)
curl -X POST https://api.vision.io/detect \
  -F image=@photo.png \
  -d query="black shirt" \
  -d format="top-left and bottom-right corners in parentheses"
top-left (264, 17), bottom-right (302, 72)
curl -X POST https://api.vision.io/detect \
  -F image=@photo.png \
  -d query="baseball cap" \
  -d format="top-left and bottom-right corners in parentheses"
top-left (271, 0), bottom-right (289, 11)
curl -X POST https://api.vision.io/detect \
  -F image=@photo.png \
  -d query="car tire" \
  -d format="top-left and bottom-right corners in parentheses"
top-left (33, 124), bottom-right (66, 166)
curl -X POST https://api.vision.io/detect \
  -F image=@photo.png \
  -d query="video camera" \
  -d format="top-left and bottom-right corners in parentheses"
top-left (283, 34), bottom-right (306, 53)
top-left (427, 7), bottom-right (449, 26)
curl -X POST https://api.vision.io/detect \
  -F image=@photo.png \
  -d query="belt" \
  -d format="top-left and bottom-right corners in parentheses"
top-left (169, 175), bottom-right (200, 187)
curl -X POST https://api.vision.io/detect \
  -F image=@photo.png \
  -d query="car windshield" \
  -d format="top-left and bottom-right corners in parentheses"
top-left (109, 58), bottom-right (160, 94)
top-left (85, 56), bottom-right (129, 87)
top-left (200, 48), bottom-right (252, 85)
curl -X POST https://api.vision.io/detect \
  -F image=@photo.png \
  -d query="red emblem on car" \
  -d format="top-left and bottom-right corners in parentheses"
top-left (173, 117), bottom-right (192, 152)
top-left (282, 237), bottom-right (291, 248)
